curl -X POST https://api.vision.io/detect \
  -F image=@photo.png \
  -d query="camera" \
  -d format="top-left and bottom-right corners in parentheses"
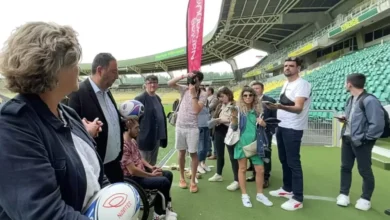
top-left (187, 76), bottom-right (197, 85)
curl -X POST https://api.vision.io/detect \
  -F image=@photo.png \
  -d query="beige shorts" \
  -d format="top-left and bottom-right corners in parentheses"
top-left (175, 127), bottom-right (199, 153)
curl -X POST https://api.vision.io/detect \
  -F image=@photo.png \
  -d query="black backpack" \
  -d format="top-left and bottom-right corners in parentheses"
top-left (350, 93), bottom-right (390, 138)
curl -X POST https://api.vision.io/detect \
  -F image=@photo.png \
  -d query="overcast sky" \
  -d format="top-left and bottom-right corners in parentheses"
top-left (0, 0), bottom-right (266, 75)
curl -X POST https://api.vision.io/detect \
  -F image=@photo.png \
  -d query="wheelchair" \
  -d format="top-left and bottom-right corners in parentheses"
top-left (124, 176), bottom-right (167, 220)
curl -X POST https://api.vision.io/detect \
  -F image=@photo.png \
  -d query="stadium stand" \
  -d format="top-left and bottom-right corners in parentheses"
top-left (263, 41), bottom-right (390, 122)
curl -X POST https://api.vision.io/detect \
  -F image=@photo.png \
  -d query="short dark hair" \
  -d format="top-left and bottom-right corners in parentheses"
top-left (145, 75), bottom-right (158, 83)
top-left (285, 57), bottom-right (303, 67)
top-left (193, 70), bottom-right (204, 82)
top-left (92, 53), bottom-right (116, 74)
top-left (249, 81), bottom-right (264, 89)
top-left (347, 73), bottom-right (366, 89)
top-left (217, 86), bottom-right (234, 101)
top-left (207, 87), bottom-right (214, 94)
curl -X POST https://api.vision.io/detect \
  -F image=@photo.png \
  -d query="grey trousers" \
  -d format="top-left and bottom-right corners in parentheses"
top-left (140, 140), bottom-right (160, 166)
top-left (340, 136), bottom-right (375, 201)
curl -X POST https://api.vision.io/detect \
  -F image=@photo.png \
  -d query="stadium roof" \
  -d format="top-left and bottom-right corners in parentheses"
top-left (78, 0), bottom-right (343, 76)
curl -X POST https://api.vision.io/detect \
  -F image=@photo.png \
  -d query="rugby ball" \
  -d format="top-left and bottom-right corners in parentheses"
top-left (119, 100), bottom-right (145, 119)
top-left (83, 182), bottom-right (141, 220)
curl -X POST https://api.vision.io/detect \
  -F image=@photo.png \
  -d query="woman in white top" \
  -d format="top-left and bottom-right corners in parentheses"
top-left (208, 87), bottom-right (240, 191)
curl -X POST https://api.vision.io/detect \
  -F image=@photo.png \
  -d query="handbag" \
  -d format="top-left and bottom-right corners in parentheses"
top-left (243, 141), bottom-right (257, 158)
top-left (168, 98), bottom-right (182, 126)
top-left (224, 107), bottom-right (240, 146)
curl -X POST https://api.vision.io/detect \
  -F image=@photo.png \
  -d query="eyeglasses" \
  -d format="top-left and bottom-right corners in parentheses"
top-left (243, 94), bottom-right (253, 98)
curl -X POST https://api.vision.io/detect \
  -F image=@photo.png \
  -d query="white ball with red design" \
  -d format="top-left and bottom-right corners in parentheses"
top-left (119, 100), bottom-right (145, 119)
top-left (82, 183), bottom-right (141, 220)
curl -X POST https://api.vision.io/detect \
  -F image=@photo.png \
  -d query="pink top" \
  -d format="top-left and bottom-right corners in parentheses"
top-left (176, 85), bottom-right (208, 129)
top-left (121, 139), bottom-right (145, 176)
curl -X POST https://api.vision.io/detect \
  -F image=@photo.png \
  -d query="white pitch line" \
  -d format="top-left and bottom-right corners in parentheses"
top-left (162, 149), bottom-right (177, 167)
top-left (304, 195), bottom-right (336, 202)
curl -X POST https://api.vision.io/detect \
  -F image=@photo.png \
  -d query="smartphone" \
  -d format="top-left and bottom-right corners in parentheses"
top-left (334, 116), bottom-right (347, 121)
top-left (262, 101), bottom-right (272, 105)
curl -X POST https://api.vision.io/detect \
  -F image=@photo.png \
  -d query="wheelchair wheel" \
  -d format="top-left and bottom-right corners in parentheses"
top-left (124, 177), bottom-right (150, 220)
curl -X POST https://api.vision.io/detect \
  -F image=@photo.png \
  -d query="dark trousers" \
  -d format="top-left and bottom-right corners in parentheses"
top-left (340, 136), bottom-right (375, 201)
top-left (276, 126), bottom-right (304, 202)
top-left (104, 158), bottom-right (124, 183)
top-left (208, 129), bottom-right (217, 155)
top-left (214, 125), bottom-right (238, 181)
top-left (250, 132), bottom-right (273, 180)
top-left (131, 171), bottom-right (173, 215)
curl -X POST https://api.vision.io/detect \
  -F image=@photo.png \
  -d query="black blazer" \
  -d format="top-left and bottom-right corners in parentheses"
top-left (0, 94), bottom-right (109, 220)
top-left (67, 79), bottom-right (125, 162)
top-left (135, 91), bottom-right (168, 151)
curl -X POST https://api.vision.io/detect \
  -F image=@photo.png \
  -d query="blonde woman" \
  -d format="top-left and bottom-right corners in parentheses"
top-left (0, 22), bottom-right (107, 219)
top-left (231, 87), bottom-right (273, 207)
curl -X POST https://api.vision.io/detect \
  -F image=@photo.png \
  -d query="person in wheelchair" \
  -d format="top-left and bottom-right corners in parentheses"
top-left (121, 118), bottom-right (177, 220)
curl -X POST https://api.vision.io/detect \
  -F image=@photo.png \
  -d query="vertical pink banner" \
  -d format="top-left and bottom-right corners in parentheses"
top-left (187, 0), bottom-right (205, 73)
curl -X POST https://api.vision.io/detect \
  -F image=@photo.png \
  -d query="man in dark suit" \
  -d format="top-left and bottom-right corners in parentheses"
top-left (68, 53), bottom-right (124, 183)
top-left (134, 75), bottom-right (168, 166)
top-left (247, 81), bottom-right (277, 188)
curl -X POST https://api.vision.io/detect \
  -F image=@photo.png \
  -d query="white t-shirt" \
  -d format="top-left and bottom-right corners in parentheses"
top-left (71, 133), bottom-right (101, 209)
top-left (58, 110), bottom-right (101, 209)
top-left (277, 78), bottom-right (312, 130)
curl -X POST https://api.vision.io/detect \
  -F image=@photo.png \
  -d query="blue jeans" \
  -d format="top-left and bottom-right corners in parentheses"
top-left (208, 130), bottom-right (217, 155)
top-left (198, 127), bottom-right (211, 162)
top-left (276, 126), bottom-right (304, 202)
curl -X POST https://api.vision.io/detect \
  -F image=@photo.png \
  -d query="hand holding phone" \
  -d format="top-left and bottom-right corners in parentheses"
top-left (334, 116), bottom-right (347, 122)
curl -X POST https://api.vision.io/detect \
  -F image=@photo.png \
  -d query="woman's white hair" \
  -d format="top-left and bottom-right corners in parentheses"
top-left (0, 21), bottom-right (82, 94)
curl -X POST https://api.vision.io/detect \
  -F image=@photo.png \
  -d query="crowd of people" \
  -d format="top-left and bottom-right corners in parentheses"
top-left (0, 21), bottom-right (389, 220)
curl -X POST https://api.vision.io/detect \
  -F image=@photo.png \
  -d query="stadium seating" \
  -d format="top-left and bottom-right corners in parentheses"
top-left (263, 42), bottom-right (390, 120)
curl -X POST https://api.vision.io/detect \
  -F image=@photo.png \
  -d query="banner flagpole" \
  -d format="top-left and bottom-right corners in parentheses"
top-left (186, 0), bottom-right (205, 73)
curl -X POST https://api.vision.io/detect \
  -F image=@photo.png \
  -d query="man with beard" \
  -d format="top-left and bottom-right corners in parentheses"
top-left (168, 71), bottom-right (207, 193)
top-left (266, 57), bottom-right (311, 211)
top-left (68, 53), bottom-right (124, 183)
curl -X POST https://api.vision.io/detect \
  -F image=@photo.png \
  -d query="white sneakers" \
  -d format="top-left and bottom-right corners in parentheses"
top-left (256, 194), bottom-right (273, 207)
top-left (208, 173), bottom-right (223, 182)
top-left (153, 210), bottom-right (177, 220)
top-left (269, 188), bottom-right (302, 211)
top-left (269, 187), bottom-right (293, 199)
top-left (241, 193), bottom-right (273, 208)
top-left (197, 163), bottom-right (211, 174)
top-left (280, 198), bottom-right (303, 211)
top-left (336, 194), bottom-right (350, 207)
top-left (226, 181), bottom-right (239, 191)
top-left (336, 194), bottom-right (371, 211)
top-left (208, 175), bottom-right (239, 191)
